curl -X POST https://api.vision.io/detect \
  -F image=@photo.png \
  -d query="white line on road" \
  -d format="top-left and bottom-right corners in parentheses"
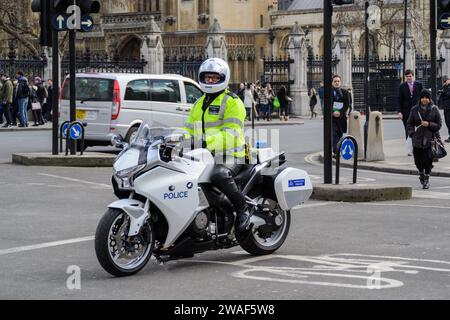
top-left (0, 236), bottom-right (94, 256)
top-left (39, 173), bottom-right (110, 189)
top-left (361, 203), bottom-right (450, 210)
top-left (292, 202), bottom-right (339, 210)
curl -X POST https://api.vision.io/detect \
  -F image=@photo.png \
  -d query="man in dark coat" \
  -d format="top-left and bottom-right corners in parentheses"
top-left (398, 69), bottom-right (423, 140)
top-left (438, 75), bottom-right (450, 143)
top-left (331, 75), bottom-right (350, 155)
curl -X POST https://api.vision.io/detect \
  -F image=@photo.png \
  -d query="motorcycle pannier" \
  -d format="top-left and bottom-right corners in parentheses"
top-left (274, 168), bottom-right (313, 211)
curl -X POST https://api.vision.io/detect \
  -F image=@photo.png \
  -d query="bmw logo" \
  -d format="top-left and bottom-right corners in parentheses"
top-left (169, 185), bottom-right (176, 191)
top-left (187, 182), bottom-right (193, 189)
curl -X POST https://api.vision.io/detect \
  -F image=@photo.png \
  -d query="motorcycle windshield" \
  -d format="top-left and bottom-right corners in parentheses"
top-left (130, 118), bottom-right (187, 148)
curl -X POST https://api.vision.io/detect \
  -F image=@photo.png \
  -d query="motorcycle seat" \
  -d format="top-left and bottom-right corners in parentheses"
top-left (234, 165), bottom-right (255, 187)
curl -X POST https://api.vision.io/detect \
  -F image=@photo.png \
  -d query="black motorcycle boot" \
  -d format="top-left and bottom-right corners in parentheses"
top-left (423, 175), bottom-right (430, 190)
top-left (235, 208), bottom-right (252, 234)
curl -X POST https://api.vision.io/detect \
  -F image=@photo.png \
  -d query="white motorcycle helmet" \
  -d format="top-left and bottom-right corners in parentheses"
top-left (198, 58), bottom-right (230, 94)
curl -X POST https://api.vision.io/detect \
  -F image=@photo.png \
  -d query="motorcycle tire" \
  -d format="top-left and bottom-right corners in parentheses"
top-left (95, 208), bottom-right (154, 277)
top-left (239, 198), bottom-right (291, 256)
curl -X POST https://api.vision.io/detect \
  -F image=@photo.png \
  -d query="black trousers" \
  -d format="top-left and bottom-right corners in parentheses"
top-left (3, 103), bottom-right (13, 125)
top-left (444, 109), bottom-right (450, 137)
top-left (210, 164), bottom-right (247, 214)
top-left (413, 147), bottom-right (433, 174)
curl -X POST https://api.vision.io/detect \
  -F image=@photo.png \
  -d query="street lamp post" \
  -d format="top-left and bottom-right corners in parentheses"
top-left (403, 0), bottom-right (408, 82)
top-left (430, 0), bottom-right (437, 102)
top-left (364, 0), bottom-right (370, 159)
top-left (323, 0), bottom-right (333, 184)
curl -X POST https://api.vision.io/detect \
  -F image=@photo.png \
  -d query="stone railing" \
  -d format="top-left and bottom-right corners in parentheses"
top-left (102, 12), bottom-right (161, 29)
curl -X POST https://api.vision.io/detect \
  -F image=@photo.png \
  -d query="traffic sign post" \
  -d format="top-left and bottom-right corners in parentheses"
top-left (60, 121), bottom-right (70, 152)
top-left (335, 136), bottom-right (359, 185)
top-left (64, 122), bottom-right (86, 156)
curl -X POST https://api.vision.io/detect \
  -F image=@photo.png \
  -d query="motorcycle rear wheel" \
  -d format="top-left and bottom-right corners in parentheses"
top-left (95, 208), bottom-right (154, 277)
top-left (239, 197), bottom-right (290, 256)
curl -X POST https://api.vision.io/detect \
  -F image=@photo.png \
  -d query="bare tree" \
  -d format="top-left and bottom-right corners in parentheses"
top-left (334, 0), bottom-right (424, 58)
top-left (0, 0), bottom-right (40, 56)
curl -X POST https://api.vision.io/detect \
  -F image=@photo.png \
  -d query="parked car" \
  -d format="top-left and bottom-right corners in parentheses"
top-left (59, 73), bottom-right (203, 148)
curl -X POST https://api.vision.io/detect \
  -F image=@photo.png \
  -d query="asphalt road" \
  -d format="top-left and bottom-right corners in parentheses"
top-left (1, 120), bottom-right (450, 300)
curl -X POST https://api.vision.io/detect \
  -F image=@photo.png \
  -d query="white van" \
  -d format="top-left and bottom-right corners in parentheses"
top-left (59, 73), bottom-right (203, 148)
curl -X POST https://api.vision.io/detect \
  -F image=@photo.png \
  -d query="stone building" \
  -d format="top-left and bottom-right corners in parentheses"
top-left (1, 0), bottom-right (279, 86)
top-left (270, 0), bottom-right (431, 59)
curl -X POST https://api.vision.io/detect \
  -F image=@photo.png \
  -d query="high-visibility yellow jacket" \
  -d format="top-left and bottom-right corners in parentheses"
top-left (183, 90), bottom-right (246, 158)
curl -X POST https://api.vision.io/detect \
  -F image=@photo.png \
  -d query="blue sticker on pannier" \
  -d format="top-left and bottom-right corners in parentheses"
top-left (288, 179), bottom-right (305, 188)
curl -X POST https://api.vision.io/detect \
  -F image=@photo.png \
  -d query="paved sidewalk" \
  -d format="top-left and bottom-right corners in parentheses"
top-left (0, 122), bottom-right (52, 132)
top-left (311, 138), bottom-right (450, 178)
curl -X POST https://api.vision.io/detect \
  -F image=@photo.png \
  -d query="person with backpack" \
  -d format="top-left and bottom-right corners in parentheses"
top-left (16, 71), bottom-right (30, 127)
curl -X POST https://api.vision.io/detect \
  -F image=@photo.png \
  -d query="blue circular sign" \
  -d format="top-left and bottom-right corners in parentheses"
top-left (441, 13), bottom-right (450, 30)
top-left (341, 139), bottom-right (355, 161)
top-left (69, 124), bottom-right (83, 140)
top-left (62, 123), bottom-right (70, 138)
top-left (53, 14), bottom-right (67, 31)
top-left (81, 16), bottom-right (94, 32)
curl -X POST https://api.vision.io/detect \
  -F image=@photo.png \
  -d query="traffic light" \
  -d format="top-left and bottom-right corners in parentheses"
top-left (333, 0), bottom-right (354, 5)
top-left (77, 0), bottom-right (101, 15)
top-left (31, 0), bottom-right (52, 47)
top-left (52, 0), bottom-right (100, 15)
top-left (437, 0), bottom-right (450, 30)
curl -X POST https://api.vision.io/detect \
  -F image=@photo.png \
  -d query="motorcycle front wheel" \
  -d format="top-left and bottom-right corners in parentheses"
top-left (95, 208), bottom-right (154, 277)
top-left (240, 197), bottom-right (290, 256)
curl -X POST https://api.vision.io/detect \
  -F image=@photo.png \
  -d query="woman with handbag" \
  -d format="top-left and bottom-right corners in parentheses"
top-left (407, 89), bottom-right (443, 189)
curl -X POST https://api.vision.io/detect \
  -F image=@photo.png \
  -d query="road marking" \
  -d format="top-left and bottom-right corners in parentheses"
top-left (184, 252), bottom-right (450, 290)
top-left (292, 202), bottom-right (338, 210)
top-left (39, 173), bottom-right (110, 189)
top-left (361, 203), bottom-right (450, 210)
top-left (0, 236), bottom-right (94, 256)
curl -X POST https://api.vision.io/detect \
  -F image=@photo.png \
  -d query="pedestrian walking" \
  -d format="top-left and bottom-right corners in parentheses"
top-left (398, 70), bottom-right (423, 151)
top-left (331, 75), bottom-right (351, 155)
top-left (30, 78), bottom-right (45, 126)
top-left (42, 79), bottom-right (52, 121)
top-left (277, 85), bottom-right (291, 121)
top-left (258, 83), bottom-right (269, 121)
top-left (236, 82), bottom-right (245, 103)
top-left (438, 75), bottom-right (450, 143)
top-left (16, 71), bottom-right (30, 127)
top-left (253, 81), bottom-right (261, 121)
top-left (318, 81), bottom-right (324, 115)
top-left (347, 86), bottom-right (354, 116)
top-left (0, 74), bottom-right (14, 127)
top-left (309, 88), bottom-right (318, 119)
top-left (407, 89), bottom-right (442, 189)
top-left (244, 83), bottom-right (256, 121)
top-left (266, 83), bottom-right (274, 121)
top-left (11, 79), bottom-right (19, 126)
top-left (0, 76), bottom-right (4, 124)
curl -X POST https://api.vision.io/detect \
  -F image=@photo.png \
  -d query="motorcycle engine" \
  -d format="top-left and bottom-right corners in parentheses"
top-left (189, 211), bottom-right (209, 238)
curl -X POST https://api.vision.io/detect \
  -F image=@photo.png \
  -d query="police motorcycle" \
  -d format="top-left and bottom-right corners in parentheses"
top-left (95, 120), bottom-right (313, 277)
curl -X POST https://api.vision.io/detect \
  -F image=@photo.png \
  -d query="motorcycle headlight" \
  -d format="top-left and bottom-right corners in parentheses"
top-left (115, 164), bottom-right (146, 180)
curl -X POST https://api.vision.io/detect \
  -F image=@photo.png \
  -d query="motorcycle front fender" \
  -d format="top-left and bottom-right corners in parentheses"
top-left (108, 199), bottom-right (147, 236)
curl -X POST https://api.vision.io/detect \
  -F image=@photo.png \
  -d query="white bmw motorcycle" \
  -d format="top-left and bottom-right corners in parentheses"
top-left (95, 121), bottom-right (313, 277)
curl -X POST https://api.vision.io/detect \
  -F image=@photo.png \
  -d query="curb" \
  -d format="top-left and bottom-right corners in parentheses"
top-left (0, 126), bottom-right (52, 132)
top-left (244, 121), bottom-right (304, 127)
top-left (310, 152), bottom-right (450, 178)
top-left (12, 153), bottom-right (115, 167)
top-left (311, 183), bottom-right (412, 202)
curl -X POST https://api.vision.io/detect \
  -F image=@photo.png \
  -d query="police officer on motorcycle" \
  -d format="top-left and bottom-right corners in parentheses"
top-left (182, 58), bottom-right (251, 234)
